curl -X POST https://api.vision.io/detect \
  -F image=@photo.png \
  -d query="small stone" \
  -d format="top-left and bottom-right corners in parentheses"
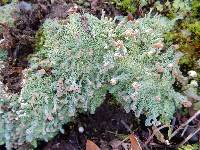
top-left (78, 126), bottom-right (84, 133)
top-left (17, 1), bottom-right (32, 12)
top-left (165, 140), bottom-right (170, 145)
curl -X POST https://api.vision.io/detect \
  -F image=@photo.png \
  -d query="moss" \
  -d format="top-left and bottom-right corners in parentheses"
top-left (0, 0), bottom-right (17, 5)
top-left (192, 0), bottom-right (200, 18)
top-left (111, 0), bottom-right (192, 20)
top-left (1, 0), bottom-right (9, 5)
top-left (188, 21), bottom-right (200, 38)
top-left (166, 10), bottom-right (176, 19)
top-left (164, 0), bottom-right (200, 59)
top-left (35, 28), bottom-right (45, 51)
top-left (178, 144), bottom-right (199, 150)
top-left (111, 0), bottom-right (137, 14)
top-left (179, 55), bottom-right (194, 68)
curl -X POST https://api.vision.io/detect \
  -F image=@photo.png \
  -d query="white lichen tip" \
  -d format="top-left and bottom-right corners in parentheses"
top-left (190, 80), bottom-right (198, 87)
top-left (110, 78), bottom-right (117, 85)
top-left (146, 49), bottom-right (156, 56)
top-left (188, 70), bottom-right (197, 78)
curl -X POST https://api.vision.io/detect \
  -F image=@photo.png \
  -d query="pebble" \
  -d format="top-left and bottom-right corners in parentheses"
top-left (78, 126), bottom-right (84, 133)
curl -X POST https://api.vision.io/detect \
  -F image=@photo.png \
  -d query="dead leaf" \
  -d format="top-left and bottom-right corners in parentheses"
top-left (127, 12), bottom-right (134, 21)
top-left (129, 134), bottom-right (142, 150)
top-left (86, 140), bottom-right (100, 150)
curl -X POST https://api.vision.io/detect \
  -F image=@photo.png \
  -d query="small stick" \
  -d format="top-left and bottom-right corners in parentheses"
top-left (179, 127), bottom-right (200, 146)
top-left (181, 125), bottom-right (188, 137)
top-left (115, 136), bottom-right (130, 148)
top-left (145, 125), bottom-right (168, 145)
top-left (172, 117), bottom-right (176, 127)
top-left (170, 110), bottom-right (200, 139)
top-left (120, 120), bottom-right (132, 133)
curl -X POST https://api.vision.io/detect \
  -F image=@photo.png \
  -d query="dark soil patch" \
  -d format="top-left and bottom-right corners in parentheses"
top-left (37, 94), bottom-right (139, 150)
top-left (0, 0), bottom-right (51, 93)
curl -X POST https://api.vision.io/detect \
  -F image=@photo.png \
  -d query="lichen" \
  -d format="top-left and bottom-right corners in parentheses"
top-left (0, 12), bottom-right (185, 149)
top-left (0, 2), bottom-right (15, 27)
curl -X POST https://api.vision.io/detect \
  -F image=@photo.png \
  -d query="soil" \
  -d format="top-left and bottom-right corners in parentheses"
top-left (0, 0), bottom-right (199, 150)
top-left (37, 94), bottom-right (140, 150)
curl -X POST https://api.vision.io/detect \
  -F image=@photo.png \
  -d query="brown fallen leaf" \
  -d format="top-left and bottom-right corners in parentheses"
top-left (127, 12), bottom-right (134, 21)
top-left (86, 140), bottom-right (101, 150)
top-left (129, 134), bottom-right (142, 150)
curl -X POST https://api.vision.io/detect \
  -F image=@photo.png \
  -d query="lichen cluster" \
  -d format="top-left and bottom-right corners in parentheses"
top-left (0, 11), bottom-right (186, 149)
top-left (0, 2), bottom-right (15, 27)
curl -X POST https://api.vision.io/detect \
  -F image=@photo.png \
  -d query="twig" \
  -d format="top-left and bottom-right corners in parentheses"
top-left (172, 117), bottom-right (176, 128)
top-left (115, 136), bottom-right (130, 148)
top-left (105, 130), bottom-right (130, 148)
top-left (179, 127), bottom-right (200, 146)
top-left (170, 110), bottom-right (200, 139)
top-left (144, 125), bottom-right (168, 145)
top-left (120, 120), bottom-right (132, 133)
top-left (118, 120), bottom-right (143, 149)
top-left (181, 125), bottom-right (188, 137)
top-left (149, 142), bottom-right (177, 149)
top-left (106, 130), bottom-right (118, 135)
